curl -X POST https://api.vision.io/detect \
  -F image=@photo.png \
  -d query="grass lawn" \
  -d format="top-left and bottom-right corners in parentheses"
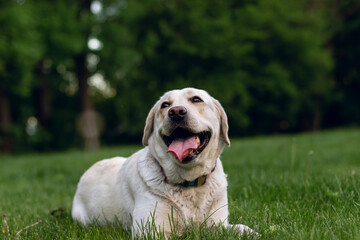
top-left (1, 128), bottom-right (359, 239)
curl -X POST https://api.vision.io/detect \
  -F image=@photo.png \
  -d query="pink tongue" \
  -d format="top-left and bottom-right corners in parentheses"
top-left (167, 136), bottom-right (199, 162)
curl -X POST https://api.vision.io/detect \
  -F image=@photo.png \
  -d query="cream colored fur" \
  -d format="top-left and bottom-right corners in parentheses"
top-left (72, 88), bottom-right (256, 237)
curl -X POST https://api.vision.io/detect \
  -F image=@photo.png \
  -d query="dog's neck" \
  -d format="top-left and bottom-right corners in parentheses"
top-left (160, 164), bottom-right (216, 188)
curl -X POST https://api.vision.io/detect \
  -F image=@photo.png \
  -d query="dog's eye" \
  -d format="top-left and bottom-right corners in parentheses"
top-left (191, 96), bottom-right (203, 103)
top-left (161, 102), bottom-right (170, 109)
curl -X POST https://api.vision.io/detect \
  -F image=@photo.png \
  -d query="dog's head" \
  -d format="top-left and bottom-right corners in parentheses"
top-left (142, 88), bottom-right (229, 181)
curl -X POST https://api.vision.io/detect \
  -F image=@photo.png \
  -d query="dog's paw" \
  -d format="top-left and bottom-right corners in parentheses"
top-left (229, 224), bottom-right (260, 237)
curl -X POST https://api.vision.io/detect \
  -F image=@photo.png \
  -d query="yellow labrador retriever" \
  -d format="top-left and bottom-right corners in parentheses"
top-left (72, 88), bottom-right (255, 237)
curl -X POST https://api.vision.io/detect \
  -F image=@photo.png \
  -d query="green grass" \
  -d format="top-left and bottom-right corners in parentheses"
top-left (1, 128), bottom-right (360, 239)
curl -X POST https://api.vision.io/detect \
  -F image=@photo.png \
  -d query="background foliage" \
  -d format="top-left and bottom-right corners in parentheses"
top-left (0, 0), bottom-right (359, 152)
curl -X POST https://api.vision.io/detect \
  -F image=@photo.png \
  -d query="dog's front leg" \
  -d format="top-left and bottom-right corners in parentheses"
top-left (131, 201), bottom-right (179, 238)
top-left (206, 193), bottom-right (259, 237)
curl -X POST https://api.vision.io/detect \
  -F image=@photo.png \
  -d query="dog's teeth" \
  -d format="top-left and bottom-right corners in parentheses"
top-left (196, 136), bottom-right (200, 145)
top-left (188, 149), bottom-right (198, 156)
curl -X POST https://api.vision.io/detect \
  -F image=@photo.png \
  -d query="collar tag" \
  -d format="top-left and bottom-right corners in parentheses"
top-left (181, 174), bottom-right (208, 187)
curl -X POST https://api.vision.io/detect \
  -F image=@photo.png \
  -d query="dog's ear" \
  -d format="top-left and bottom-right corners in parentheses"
top-left (213, 98), bottom-right (230, 146)
top-left (142, 103), bottom-right (157, 146)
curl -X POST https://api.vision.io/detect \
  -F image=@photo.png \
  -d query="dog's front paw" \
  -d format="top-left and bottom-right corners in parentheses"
top-left (229, 224), bottom-right (260, 237)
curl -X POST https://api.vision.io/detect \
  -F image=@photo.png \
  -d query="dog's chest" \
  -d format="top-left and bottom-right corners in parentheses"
top-left (168, 185), bottom-right (216, 223)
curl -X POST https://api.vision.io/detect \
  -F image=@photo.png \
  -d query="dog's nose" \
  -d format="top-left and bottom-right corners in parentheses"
top-left (168, 106), bottom-right (187, 122)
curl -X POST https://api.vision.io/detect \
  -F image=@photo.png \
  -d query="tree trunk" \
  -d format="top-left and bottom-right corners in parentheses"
top-left (75, 53), bottom-right (100, 150)
top-left (76, 54), bottom-right (92, 112)
top-left (0, 88), bottom-right (12, 153)
top-left (74, 0), bottom-right (100, 150)
top-left (35, 59), bottom-right (51, 127)
top-left (313, 104), bottom-right (322, 131)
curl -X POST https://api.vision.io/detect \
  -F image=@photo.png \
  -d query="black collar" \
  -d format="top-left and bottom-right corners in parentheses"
top-left (160, 165), bottom-right (216, 188)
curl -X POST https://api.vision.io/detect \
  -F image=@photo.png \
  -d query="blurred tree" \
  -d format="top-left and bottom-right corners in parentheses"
top-left (74, 0), bottom-right (102, 150)
top-left (0, 0), bottom-right (358, 153)
top-left (96, 0), bottom-right (333, 139)
top-left (29, 0), bottom-right (100, 151)
top-left (30, 0), bottom-right (83, 150)
top-left (0, 1), bottom-right (43, 152)
top-left (330, 0), bottom-right (360, 127)
top-left (234, 0), bottom-right (333, 133)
